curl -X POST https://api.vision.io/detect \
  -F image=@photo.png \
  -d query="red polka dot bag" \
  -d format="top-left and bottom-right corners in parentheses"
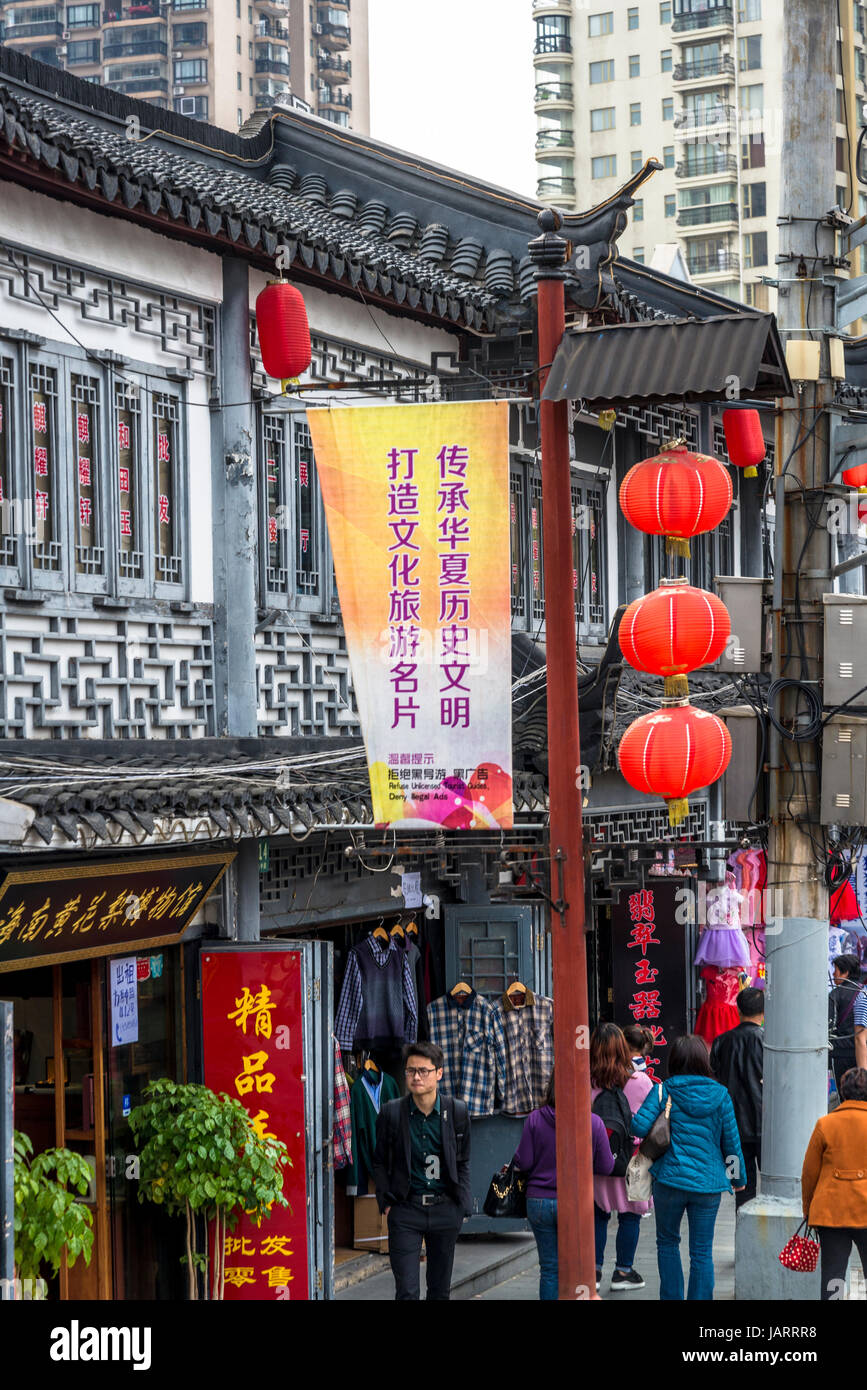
top-left (778, 1220), bottom-right (820, 1272)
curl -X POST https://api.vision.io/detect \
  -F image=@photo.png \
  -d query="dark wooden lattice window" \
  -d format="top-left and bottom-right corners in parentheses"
top-left (510, 471), bottom-right (525, 620)
top-left (116, 381), bottom-right (144, 581)
top-left (263, 413), bottom-right (289, 594)
top-left (531, 476), bottom-right (545, 621)
top-left (153, 392), bottom-right (181, 584)
top-left (293, 416), bottom-right (318, 596)
top-left (29, 363), bottom-right (61, 572)
top-left (0, 357), bottom-right (15, 567)
top-left (71, 373), bottom-right (104, 576)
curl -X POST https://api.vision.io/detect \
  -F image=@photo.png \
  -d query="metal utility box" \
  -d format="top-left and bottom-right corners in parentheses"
top-left (820, 715), bottom-right (867, 824)
top-left (718, 706), bottom-right (764, 823)
top-left (714, 576), bottom-right (765, 673)
top-left (823, 594), bottom-right (867, 709)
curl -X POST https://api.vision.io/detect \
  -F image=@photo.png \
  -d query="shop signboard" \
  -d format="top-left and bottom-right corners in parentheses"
top-left (201, 948), bottom-right (309, 1300)
top-left (611, 880), bottom-right (688, 1082)
top-left (0, 853), bottom-right (234, 972)
top-left (307, 401), bottom-right (513, 830)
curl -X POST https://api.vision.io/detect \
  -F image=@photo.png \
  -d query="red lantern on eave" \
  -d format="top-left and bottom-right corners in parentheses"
top-left (722, 408), bottom-right (766, 479)
top-left (842, 461), bottom-right (867, 493)
top-left (619, 578), bottom-right (731, 698)
top-left (617, 703), bottom-right (732, 827)
top-left (255, 280), bottom-right (311, 384)
top-left (619, 444), bottom-right (732, 558)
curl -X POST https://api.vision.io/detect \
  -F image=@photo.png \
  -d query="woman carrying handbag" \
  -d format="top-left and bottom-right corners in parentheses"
top-left (512, 1068), bottom-right (615, 1300)
top-left (801, 1066), bottom-right (867, 1299)
top-left (631, 1034), bottom-right (745, 1301)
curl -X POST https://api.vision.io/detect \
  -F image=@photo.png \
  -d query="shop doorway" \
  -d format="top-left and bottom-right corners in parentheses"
top-left (4, 947), bottom-right (185, 1300)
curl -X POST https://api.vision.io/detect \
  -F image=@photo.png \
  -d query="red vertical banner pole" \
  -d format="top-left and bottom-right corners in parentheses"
top-left (529, 210), bottom-right (596, 1301)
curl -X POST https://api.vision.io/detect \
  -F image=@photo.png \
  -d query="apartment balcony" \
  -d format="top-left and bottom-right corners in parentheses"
top-left (677, 202), bottom-right (738, 228)
top-left (255, 0), bottom-right (289, 14)
top-left (319, 91), bottom-right (351, 110)
top-left (104, 5), bottom-right (166, 19)
top-left (255, 90), bottom-right (289, 108)
top-left (256, 55), bottom-right (289, 76)
top-left (687, 250), bottom-right (740, 277)
top-left (532, 0), bottom-right (571, 10)
top-left (533, 34), bottom-right (572, 58)
top-left (674, 104), bottom-right (734, 139)
top-left (534, 80), bottom-right (573, 107)
top-left (671, 5), bottom-right (733, 34)
top-left (676, 153), bottom-right (737, 178)
top-left (535, 130), bottom-right (575, 155)
top-left (673, 55), bottom-right (734, 84)
top-left (104, 38), bottom-right (168, 57)
top-left (2, 20), bottom-right (64, 40)
top-left (255, 20), bottom-right (288, 40)
top-left (317, 21), bottom-right (350, 49)
top-left (537, 175), bottom-right (576, 200)
top-left (105, 75), bottom-right (169, 94)
top-left (318, 53), bottom-right (351, 81)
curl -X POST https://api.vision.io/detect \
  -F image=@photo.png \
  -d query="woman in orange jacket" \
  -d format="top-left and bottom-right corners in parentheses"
top-left (801, 1067), bottom-right (867, 1299)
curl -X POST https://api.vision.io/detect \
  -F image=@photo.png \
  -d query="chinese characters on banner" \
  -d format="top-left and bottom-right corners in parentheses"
top-left (306, 402), bottom-right (513, 829)
top-left (611, 881), bottom-right (687, 1083)
top-left (201, 950), bottom-right (309, 1300)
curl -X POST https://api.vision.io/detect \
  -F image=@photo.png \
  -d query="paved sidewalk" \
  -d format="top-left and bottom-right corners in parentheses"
top-left (473, 1197), bottom-right (737, 1301)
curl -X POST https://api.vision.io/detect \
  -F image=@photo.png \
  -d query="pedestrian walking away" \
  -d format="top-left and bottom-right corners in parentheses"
top-left (828, 955), bottom-right (865, 1091)
top-left (632, 1034), bottom-right (745, 1302)
top-left (623, 1023), bottom-right (654, 1074)
top-left (512, 1066), bottom-right (615, 1301)
top-left (590, 1022), bottom-right (655, 1293)
top-left (710, 986), bottom-right (764, 1208)
top-left (801, 1066), bottom-right (867, 1300)
top-left (372, 1041), bottom-right (471, 1300)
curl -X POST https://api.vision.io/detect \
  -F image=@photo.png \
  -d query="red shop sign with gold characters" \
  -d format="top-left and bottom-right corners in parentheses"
top-left (201, 947), bottom-right (309, 1300)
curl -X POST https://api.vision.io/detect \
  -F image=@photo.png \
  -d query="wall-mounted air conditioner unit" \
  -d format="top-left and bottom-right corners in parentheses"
top-left (173, 84), bottom-right (185, 95)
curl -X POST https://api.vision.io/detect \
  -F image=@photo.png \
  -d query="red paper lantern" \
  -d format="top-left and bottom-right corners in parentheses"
top-left (255, 280), bottom-right (311, 383)
top-left (619, 444), bottom-right (732, 558)
top-left (722, 408), bottom-right (766, 478)
top-left (617, 703), bottom-right (732, 827)
top-left (619, 578), bottom-right (731, 697)
top-left (842, 462), bottom-right (867, 493)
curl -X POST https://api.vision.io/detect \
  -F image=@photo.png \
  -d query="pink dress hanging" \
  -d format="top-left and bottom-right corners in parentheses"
top-left (694, 875), bottom-right (751, 969)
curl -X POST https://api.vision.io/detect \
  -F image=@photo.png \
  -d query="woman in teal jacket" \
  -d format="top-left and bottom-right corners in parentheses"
top-left (632, 1034), bottom-right (745, 1301)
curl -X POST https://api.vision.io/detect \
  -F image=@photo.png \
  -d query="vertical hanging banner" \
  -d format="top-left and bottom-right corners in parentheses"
top-left (307, 401), bottom-right (513, 829)
top-left (201, 949), bottom-right (309, 1300)
top-left (611, 881), bottom-right (687, 1082)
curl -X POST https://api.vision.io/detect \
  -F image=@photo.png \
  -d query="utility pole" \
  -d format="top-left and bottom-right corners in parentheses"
top-left (530, 210), bottom-right (596, 1301)
top-left (735, 0), bottom-right (836, 1298)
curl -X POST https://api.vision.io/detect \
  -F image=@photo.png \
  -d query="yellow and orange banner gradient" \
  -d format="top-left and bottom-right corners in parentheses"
top-left (307, 401), bottom-right (513, 829)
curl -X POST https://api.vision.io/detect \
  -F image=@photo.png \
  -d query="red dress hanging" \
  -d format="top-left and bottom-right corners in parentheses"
top-left (695, 966), bottom-right (741, 1047)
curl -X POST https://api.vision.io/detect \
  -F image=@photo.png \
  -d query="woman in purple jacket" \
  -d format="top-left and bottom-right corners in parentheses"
top-left (513, 1068), bottom-right (615, 1300)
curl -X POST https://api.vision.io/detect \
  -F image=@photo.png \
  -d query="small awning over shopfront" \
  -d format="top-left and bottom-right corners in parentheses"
top-left (542, 311), bottom-right (792, 408)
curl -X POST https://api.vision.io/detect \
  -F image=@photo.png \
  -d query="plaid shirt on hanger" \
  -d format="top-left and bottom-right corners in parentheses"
top-left (333, 1037), bottom-right (352, 1170)
top-left (427, 990), bottom-right (507, 1117)
top-left (492, 990), bottom-right (554, 1116)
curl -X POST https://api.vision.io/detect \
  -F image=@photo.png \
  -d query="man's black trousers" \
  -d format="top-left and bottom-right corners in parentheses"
top-left (736, 1142), bottom-right (761, 1209)
top-left (387, 1198), bottom-right (463, 1300)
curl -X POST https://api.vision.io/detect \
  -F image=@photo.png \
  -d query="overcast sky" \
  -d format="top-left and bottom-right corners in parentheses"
top-left (368, 0), bottom-right (537, 197)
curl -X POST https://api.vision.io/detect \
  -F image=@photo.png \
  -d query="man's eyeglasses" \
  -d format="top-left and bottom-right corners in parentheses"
top-left (405, 1066), bottom-right (436, 1078)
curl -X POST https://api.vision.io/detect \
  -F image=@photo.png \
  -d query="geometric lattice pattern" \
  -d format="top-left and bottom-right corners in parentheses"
top-left (615, 401), bottom-right (700, 449)
top-left (0, 244), bottom-right (216, 378)
top-left (256, 625), bottom-right (360, 737)
top-left (0, 608), bottom-right (214, 738)
top-left (583, 799), bottom-right (708, 845)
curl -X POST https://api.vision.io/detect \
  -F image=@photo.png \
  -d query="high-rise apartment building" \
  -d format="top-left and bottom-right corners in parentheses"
top-left (0, 0), bottom-right (369, 133)
top-left (533, 0), bottom-right (867, 309)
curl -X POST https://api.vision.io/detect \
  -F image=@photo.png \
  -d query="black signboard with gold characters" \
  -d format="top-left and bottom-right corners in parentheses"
top-left (0, 852), bottom-right (235, 972)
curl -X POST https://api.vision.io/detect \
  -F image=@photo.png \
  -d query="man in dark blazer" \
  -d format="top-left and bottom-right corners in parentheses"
top-left (373, 1040), bottom-right (472, 1300)
top-left (710, 986), bottom-right (764, 1208)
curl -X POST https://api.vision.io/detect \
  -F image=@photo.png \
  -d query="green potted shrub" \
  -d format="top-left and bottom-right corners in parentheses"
top-left (128, 1078), bottom-right (289, 1300)
top-left (13, 1131), bottom-right (94, 1298)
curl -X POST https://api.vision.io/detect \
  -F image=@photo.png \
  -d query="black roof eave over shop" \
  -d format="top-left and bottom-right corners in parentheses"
top-left (541, 311), bottom-right (793, 408)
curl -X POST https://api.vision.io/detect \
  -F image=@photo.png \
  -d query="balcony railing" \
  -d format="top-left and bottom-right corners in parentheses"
top-left (255, 91), bottom-right (289, 108)
top-left (535, 81), bottom-right (573, 103)
top-left (672, 6), bottom-right (733, 32)
top-left (104, 5), bottom-right (166, 19)
top-left (255, 20), bottom-right (288, 38)
top-left (673, 55), bottom-right (734, 81)
top-left (537, 176), bottom-right (576, 199)
top-left (318, 53), bottom-right (351, 75)
top-left (105, 75), bottom-right (169, 93)
top-left (677, 202), bottom-right (738, 227)
top-left (3, 20), bottom-right (64, 38)
top-left (320, 91), bottom-right (351, 108)
top-left (687, 250), bottom-right (740, 274)
top-left (676, 153), bottom-right (737, 177)
top-left (535, 130), bottom-right (574, 150)
top-left (675, 103), bottom-right (734, 130)
top-left (533, 0), bottom-right (570, 8)
top-left (104, 38), bottom-right (168, 56)
top-left (533, 34), bottom-right (572, 55)
top-left (256, 57), bottom-right (290, 75)
top-left (317, 20), bottom-right (350, 43)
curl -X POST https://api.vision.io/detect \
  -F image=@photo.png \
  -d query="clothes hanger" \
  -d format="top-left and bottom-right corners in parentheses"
top-left (363, 1057), bottom-right (381, 1076)
top-left (405, 918), bottom-right (419, 938)
top-left (450, 981), bottom-right (472, 997)
top-left (389, 918), bottom-right (405, 940)
top-left (506, 981), bottom-right (528, 1005)
top-left (371, 919), bottom-right (389, 943)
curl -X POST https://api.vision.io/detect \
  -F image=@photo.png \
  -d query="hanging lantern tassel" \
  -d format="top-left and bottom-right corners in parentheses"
top-left (666, 535), bottom-right (691, 560)
top-left (663, 674), bottom-right (690, 699)
top-left (668, 796), bottom-right (689, 827)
